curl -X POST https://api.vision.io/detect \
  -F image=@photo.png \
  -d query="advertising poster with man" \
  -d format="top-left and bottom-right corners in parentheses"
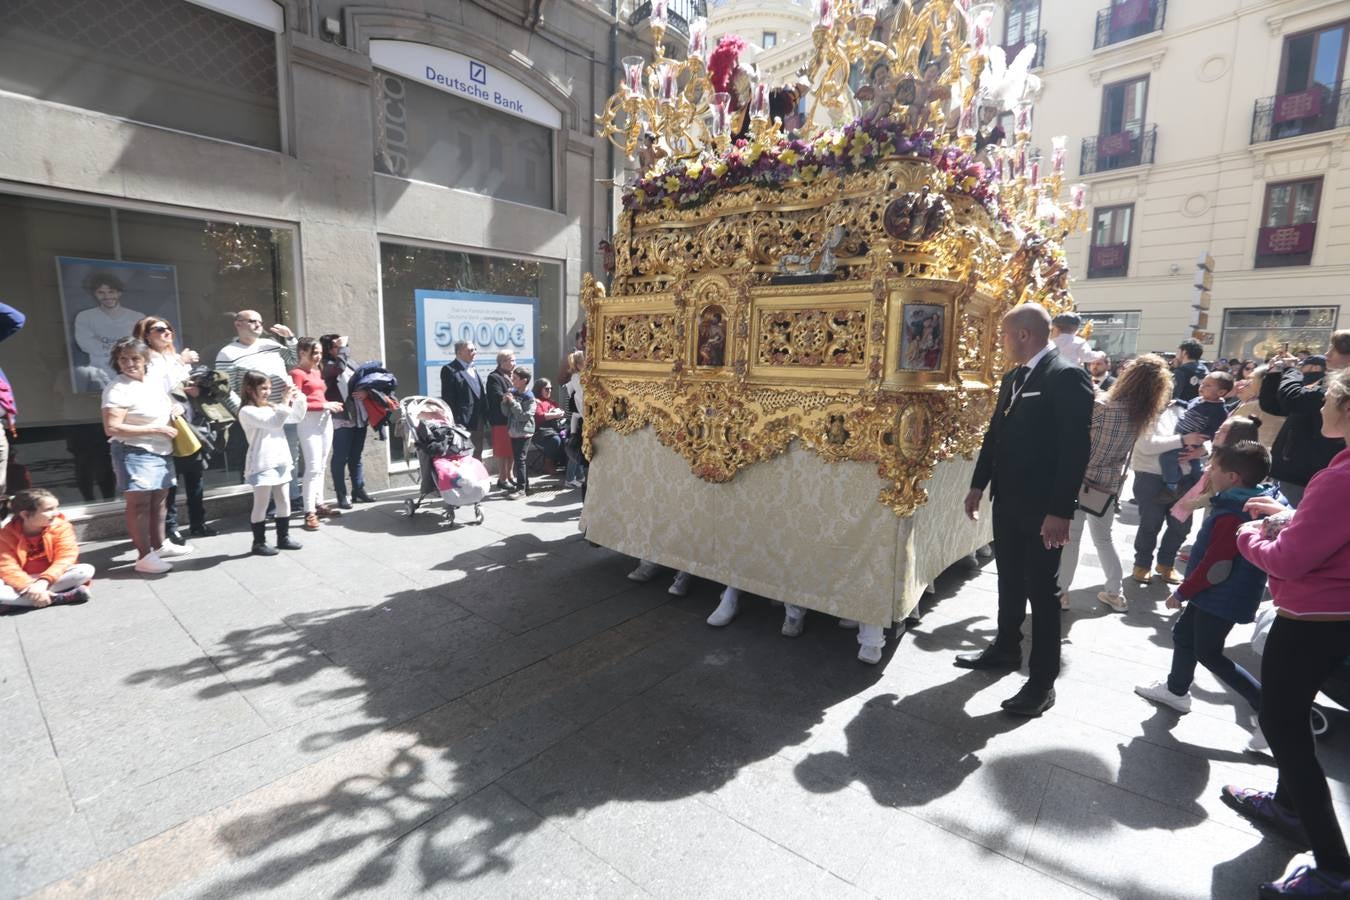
top-left (414, 290), bottom-right (538, 395)
top-left (55, 256), bottom-right (181, 393)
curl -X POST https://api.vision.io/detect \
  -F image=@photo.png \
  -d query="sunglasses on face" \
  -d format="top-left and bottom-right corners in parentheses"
top-left (238, 318), bottom-right (262, 325)
top-left (151, 325), bottom-right (173, 333)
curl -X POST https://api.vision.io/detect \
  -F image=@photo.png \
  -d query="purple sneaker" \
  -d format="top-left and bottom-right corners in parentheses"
top-left (1222, 785), bottom-right (1309, 847)
top-left (1260, 865), bottom-right (1350, 898)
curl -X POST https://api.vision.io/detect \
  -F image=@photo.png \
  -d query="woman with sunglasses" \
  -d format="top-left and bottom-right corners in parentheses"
top-left (133, 317), bottom-right (206, 545)
top-left (291, 337), bottom-right (344, 529)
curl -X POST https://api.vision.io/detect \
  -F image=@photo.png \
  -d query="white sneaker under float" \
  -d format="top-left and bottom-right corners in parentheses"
top-left (1134, 680), bottom-right (1192, 713)
top-left (857, 624), bottom-right (886, 665)
top-left (668, 571), bottom-right (692, 597)
top-left (706, 587), bottom-right (740, 627)
top-left (156, 542), bottom-right (195, 559)
top-left (133, 551), bottom-right (172, 575)
top-left (781, 604), bottom-right (806, 637)
top-left (627, 560), bottom-right (659, 582)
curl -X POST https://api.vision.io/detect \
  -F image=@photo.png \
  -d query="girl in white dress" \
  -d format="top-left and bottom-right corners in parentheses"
top-left (239, 371), bottom-right (306, 556)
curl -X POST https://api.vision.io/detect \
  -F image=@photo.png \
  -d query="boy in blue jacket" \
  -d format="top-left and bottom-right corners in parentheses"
top-left (1135, 441), bottom-right (1284, 751)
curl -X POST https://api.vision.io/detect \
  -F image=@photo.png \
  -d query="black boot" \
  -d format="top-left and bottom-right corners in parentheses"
top-left (275, 518), bottom-right (302, 550)
top-left (251, 522), bottom-right (278, 556)
top-left (351, 486), bottom-right (374, 503)
top-left (336, 489), bottom-right (352, 510)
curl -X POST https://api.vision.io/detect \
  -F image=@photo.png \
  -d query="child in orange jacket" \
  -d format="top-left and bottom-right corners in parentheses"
top-left (0, 489), bottom-right (94, 610)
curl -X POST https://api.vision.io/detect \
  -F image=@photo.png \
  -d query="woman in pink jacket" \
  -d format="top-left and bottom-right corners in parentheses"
top-left (1222, 367), bottom-right (1350, 899)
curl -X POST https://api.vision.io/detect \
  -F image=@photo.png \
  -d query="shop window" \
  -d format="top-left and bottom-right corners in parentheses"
top-left (762, 31), bottom-right (778, 49)
top-left (379, 241), bottom-right (563, 463)
top-left (1088, 204), bottom-right (1133, 278)
top-left (1257, 178), bottom-right (1322, 268)
top-left (0, 192), bottom-right (298, 509)
top-left (0, 0), bottom-right (282, 151)
top-left (1080, 310), bottom-right (1141, 360)
top-left (1219, 306), bottom-right (1339, 361)
top-left (373, 72), bottom-right (554, 210)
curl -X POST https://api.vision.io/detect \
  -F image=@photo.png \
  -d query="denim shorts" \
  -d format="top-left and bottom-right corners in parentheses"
top-left (111, 442), bottom-right (177, 493)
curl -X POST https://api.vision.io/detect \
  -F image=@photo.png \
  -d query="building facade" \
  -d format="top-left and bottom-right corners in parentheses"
top-left (1007, 0), bottom-right (1350, 361)
top-left (0, 0), bottom-right (656, 513)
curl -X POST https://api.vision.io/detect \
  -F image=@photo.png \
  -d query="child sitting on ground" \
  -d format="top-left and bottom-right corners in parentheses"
top-left (0, 489), bottom-right (94, 611)
top-left (1135, 441), bottom-right (1283, 751)
top-left (1158, 371), bottom-right (1235, 499)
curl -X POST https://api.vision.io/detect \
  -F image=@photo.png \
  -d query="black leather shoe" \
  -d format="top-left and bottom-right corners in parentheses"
top-left (954, 647), bottom-right (1022, 671)
top-left (1001, 684), bottom-right (1056, 717)
top-left (351, 488), bottom-right (375, 503)
top-left (337, 496), bottom-right (353, 510)
top-left (188, 525), bottom-right (218, 538)
top-left (167, 529), bottom-right (186, 546)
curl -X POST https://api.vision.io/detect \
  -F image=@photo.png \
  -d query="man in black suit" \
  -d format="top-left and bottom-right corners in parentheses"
top-left (1087, 351), bottom-right (1116, 393)
top-left (959, 303), bottom-right (1095, 717)
top-left (439, 340), bottom-right (486, 459)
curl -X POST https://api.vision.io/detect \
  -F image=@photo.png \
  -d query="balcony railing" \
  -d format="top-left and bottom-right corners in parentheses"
top-left (1004, 32), bottom-right (1047, 70)
top-left (1093, 0), bottom-right (1166, 49)
top-left (1080, 124), bottom-right (1157, 174)
top-left (1088, 243), bottom-right (1130, 279)
top-left (1251, 81), bottom-right (1350, 144)
top-left (627, 0), bottom-right (707, 37)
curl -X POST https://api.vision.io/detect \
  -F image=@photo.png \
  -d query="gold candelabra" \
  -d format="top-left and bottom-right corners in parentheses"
top-left (596, 5), bottom-right (719, 172)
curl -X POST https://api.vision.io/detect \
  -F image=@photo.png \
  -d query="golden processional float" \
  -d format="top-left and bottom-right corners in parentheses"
top-left (580, 0), bottom-right (1088, 638)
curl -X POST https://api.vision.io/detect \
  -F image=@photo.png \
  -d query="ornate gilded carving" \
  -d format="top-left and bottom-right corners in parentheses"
top-left (601, 312), bottom-right (679, 363)
top-left (581, 152), bottom-right (1080, 518)
top-left (758, 309), bottom-right (868, 368)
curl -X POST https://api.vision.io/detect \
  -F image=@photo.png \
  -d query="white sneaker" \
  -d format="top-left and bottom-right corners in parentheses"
top-left (668, 571), bottom-right (692, 597)
top-left (858, 624), bottom-right (886, 664)
top-left (1097, 591), bottom-right (1128, 612)
top-left (1134, 680), bottom-right (1192, 713)
top-left (627, 560), bottom-right (659, 582)
top-left (858, 643), bottom-right (884, 665)
top-left (781, 604), bottom-right (805, 637)
top-left (156, 542), bottom-right (195, 558)
top-left (565, 479), bottom-right (583, 488)
top-left (134, 552), bottom-right (172, 575)
top-left (707, 587), bottom-right (740, 627)
top-left (1246, 726), bottom-right (1269, 753)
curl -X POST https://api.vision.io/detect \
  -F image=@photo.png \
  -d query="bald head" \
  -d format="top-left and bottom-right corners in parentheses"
top-left (1001, 303), bottom-right (1052, 365)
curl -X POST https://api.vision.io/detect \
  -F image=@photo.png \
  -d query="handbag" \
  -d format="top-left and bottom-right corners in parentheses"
top-left (170, 415), bottom-right (202, 458)
top-left (1078, 447), bottom-right (1132, 517)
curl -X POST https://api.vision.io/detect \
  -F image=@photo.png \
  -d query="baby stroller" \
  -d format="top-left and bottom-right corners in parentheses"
top-left (398, 396), bottom-right (490, 525)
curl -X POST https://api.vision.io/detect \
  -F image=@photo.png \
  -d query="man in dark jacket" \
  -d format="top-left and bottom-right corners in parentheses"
top-left (439, 340), bottom-right (486, 459)
top-left (1172, 339), bottom-right (1208, 402)
top-left (1259, 332), bottom-right (1350, 506)
top-left (961, 303), bottom-right (1095, 717)
top-left (485, 350), bottom-right (516, 489)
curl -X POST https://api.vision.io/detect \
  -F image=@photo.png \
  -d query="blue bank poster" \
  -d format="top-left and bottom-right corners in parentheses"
top-left (414, 290), bottom-right (539, 395)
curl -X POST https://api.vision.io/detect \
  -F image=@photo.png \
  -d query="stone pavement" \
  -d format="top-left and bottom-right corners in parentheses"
top-left (3, 482), bottom-right (1348, 900)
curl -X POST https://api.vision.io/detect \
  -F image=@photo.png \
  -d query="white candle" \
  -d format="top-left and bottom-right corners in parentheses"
top-left (710, 92), bottom-right (730, 136)
top-left (1051, 135), bottom-right (1066, 176)
top-left (1071, 183), bottom-right (1087, 210)
top-left (659, 63), bottom-right (678, 102)
top-left (651, 0), bottom-right (668, 27)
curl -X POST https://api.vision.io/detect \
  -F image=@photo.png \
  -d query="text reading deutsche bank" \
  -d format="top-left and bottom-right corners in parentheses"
top-left (424, 65), bottom-right (525, 114)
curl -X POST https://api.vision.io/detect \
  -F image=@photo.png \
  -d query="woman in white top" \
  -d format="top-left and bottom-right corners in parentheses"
top-left (563, 350), bottom-right (587, 488)
top-left (100, 337), bottom-right (180, 575)
top-left (133, 316), bottom-right (202, 546)
top-left (239, 370), bottom-right (307, 556)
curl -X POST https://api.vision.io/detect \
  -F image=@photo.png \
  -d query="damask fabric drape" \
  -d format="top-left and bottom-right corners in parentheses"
top-left (581, 428), bottom-right (993, 626)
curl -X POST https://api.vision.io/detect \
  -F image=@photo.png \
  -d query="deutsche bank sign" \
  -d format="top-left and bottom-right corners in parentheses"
top-left (370, 40), bottom-right (562, 130)
top-left (414, 290), bottom-right (539, 395)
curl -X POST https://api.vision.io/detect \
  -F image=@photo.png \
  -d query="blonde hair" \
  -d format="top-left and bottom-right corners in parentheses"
top-left (567, 350), bottom-right (585, 373)
top-left (1329, 367), bottom-right (1350, 412)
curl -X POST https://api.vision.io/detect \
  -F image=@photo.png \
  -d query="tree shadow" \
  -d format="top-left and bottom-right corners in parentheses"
top-left (117, 532), bottom-right (898, 895)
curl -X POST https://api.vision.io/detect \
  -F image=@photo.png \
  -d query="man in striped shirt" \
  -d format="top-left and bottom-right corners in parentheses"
top-left (215, 310), bottom-right (301, 503)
